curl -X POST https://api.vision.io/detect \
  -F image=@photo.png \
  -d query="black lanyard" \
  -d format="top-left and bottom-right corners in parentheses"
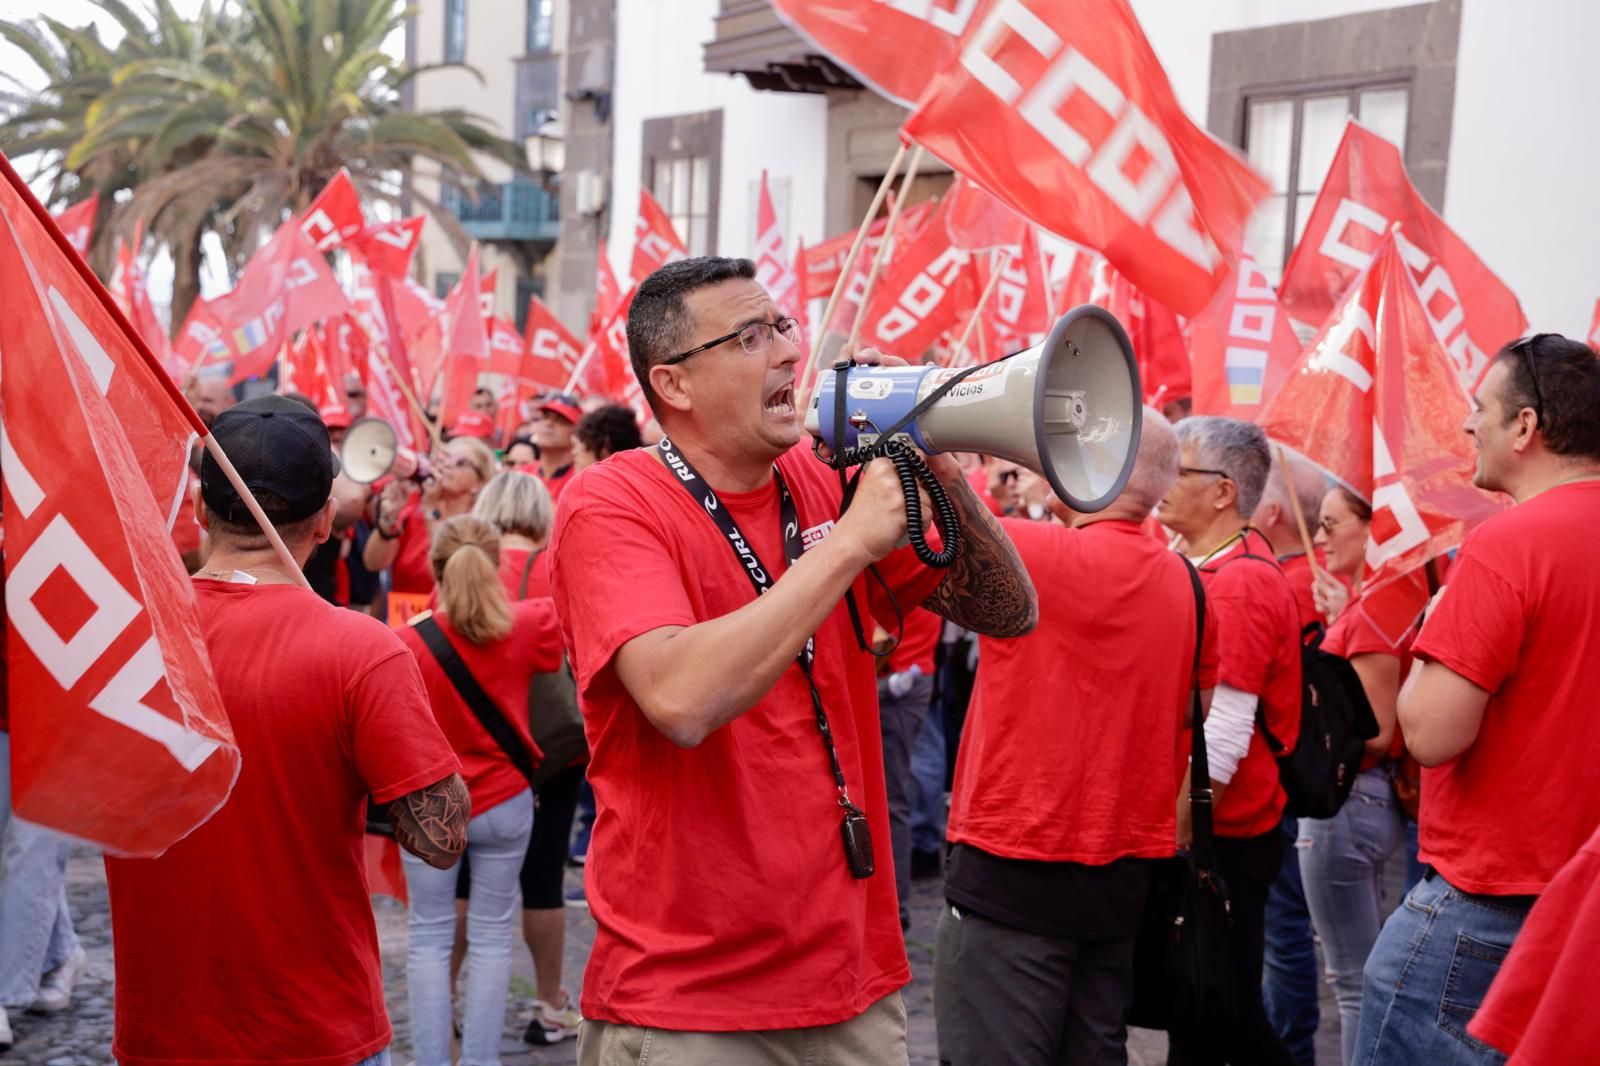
top-left (657, 438), bottom-right (874, 877)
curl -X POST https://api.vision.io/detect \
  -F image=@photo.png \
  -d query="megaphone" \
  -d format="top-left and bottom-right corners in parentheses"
top-left (341, 417), bottom-right (432, 484)
top-left (804, 304), bottom-right (1142, 512)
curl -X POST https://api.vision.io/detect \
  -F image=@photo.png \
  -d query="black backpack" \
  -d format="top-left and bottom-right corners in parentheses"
top-left (1259, 621), bottom-right (1380, 819)
top-left (1214, 547), bottom-right (1380, 821)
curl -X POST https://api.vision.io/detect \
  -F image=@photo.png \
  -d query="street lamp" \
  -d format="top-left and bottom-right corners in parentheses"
top-left (523, 116), bottom-right (565, 182)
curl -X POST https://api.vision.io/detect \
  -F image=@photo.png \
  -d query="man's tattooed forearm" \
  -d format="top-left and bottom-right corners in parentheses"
top-left (390, 773), bottom-right (470, 869)
top-left (923, 478), bottom-right (1038, 638)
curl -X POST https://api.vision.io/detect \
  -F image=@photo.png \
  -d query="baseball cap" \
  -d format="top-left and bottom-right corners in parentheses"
top-left (318, 402), bottom-right (353, 430)
top-left (537, 394), bottom-right (582, 425)
top-left (448, 410), bottom-right (496, 440)
top-left (201, 395), bottom-right (340, 524)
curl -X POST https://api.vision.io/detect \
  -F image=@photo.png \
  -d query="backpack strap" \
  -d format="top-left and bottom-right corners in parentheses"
top-left (1180, 556), bottom-right (1216, 868)
top-left (517, 547), bottom-right (544, 602)
top-left (414, 615), bottom-right (537, 786)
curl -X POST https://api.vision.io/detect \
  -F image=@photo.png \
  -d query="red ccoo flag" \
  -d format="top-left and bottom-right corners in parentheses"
top-left (1262, 228), bottom-right (1504, 642)
top-left (754, 171), bottom-right (809, 362)
top-left (903, 0), bottom-right (1269, 316)
top-left (591, 243), bottom-right (622, 341)
top-left (1188, 253), bottom-right (1302, 421)
top-left (347, 216), bottom-right (425, 277)
top-left (1280, 121), bottom-right (1526, 391)
top-left (500, 297), bottom-right (582, 441)
top-left (52, 192), bottom-right (98, 258)
top-left (1090, 261), bottom-right (1189, 407)
top-left (769, 0), bottom-right (980, 108)
top-left (194, 221), bottom-right (352, 384)
top-left (439, 247), bottom-right (490, 426)
top-left (299, 169), bottom-right (365, 252)
top-left (109, 227), bottom-right (175, 380)
top-left (0, 154), bottom-right (240, 856)
top-left (859, 194), bottom-right (980, 359)
top-left (629, 189), bottom-right (688, 287)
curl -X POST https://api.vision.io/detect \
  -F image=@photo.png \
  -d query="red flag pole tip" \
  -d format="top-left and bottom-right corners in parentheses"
top-left (199, 433), bottom-right (314, 591)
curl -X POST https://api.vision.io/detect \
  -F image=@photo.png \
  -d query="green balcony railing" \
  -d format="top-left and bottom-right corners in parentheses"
top-left (442, 178), bottom-right (559, 242)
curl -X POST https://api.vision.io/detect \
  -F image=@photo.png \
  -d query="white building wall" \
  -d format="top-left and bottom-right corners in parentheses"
top-left (1134, 0), bottom-right (1596, 337)
top-left (610, 0), bottom-right (829, 281)
top-left (1444, 0), bottom-right (1599, 337)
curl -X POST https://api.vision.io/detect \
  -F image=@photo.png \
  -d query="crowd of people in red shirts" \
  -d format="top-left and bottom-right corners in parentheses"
top-left (1, 257), bottom-right (1596, 1066)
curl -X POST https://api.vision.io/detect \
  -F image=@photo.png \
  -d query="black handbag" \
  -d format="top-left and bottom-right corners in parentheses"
top-left (1127, 557), bottom-right (1238, 1030)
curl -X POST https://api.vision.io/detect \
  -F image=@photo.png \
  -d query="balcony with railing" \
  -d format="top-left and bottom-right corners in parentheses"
top-left (442, 177), bottom-right (560, 243)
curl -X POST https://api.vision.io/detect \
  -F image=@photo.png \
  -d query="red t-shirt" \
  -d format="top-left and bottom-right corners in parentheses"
top-left (1411, 481), bottom-right (1600, 894)
top-left (1324, 595), bottom-right (1412, 768)
top-left (886, 606), bottom-right (940, 675)
top-left (950, 519), bottom-right (1219, 863)
top-left (498, 545), bottom-right (551, 601)
top-left (1199, 529), bottom-right (1302, 839)
top-left (105, 582), bottom-right (459, 1066)
top-left (519, 462), bottom-right (575, 503)
top-left (1469, 821), bottom-right (1600, 1062)
top-left (396, 600), bottom-right (559, 816)
top-left (390, 502), bottom-right (433, 594)
top-left (549, 446), bottom-right (942, 1031)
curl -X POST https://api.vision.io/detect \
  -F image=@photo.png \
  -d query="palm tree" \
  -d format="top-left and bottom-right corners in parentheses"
top-left (1, 0), bottom-right (524, 327)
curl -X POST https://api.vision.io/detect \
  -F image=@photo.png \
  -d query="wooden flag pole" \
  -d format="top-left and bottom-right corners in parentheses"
top-left (796, 142), bottom-right (910, 409)
top-left (0, 152), bottom-right (311, 589)
top-left (945, 248), bottom-right (1012, 366)
top-left (1275, 443), bottom-right (1324, 580)
top-left (846, 145), bottom-right (925, 353)
top-left (375, 343), bottom-right (443, 451)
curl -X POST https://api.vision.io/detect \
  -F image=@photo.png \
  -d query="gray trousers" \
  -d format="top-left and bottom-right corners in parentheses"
top-left (878, 670), bottom-right (933, 931)
top-left (935, 904), bottom-right (1136, 1066)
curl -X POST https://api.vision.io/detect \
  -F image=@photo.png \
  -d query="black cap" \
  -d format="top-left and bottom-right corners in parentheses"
top-left (201, 395), bottom-right (341, 524)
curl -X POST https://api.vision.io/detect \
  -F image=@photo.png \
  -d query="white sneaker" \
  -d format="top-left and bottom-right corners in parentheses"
top-left (0, 1004), bottom-right (12, 1050)
top-left (33, 945), bottom-right (86, 1013)
top-left (524, 991), bottom-right (581, 1045)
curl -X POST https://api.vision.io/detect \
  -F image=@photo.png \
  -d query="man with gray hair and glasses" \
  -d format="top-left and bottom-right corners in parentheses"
top-left (1157, 415), bottom-right (1302, 1066)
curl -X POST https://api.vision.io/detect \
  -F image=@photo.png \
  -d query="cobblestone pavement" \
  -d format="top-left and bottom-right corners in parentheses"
top-left (7, 846), bottom-right (1347, 1064)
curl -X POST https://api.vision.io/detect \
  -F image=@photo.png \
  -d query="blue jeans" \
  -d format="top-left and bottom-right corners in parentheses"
top-left (909, 697), bottom-right (946, 854)
top-left (353, 1052), bottom-right (391, 1066)
top-left (1354, 872), bottom-right (1528, 1066)
top-left (879, 669), bottom-right (932, 930)
top-left (1300, 768), bottom-right (1406, 1066)
top-left (0, 732), bottom-right (79, 1008)
top-left (405, 789), bottom-right (533, 1066)
top-left (1263, 811), bottom-right (1319, 1064)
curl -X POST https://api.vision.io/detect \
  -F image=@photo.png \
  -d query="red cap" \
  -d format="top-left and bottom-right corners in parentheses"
top-left (448, 410), bottom-right (496, 440)
top-left (318, 403), bottom-right (352, 430)
top-left (537, 398), bottom-right (582, 425)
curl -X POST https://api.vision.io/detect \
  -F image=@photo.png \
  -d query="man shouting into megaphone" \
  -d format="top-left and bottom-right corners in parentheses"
top-left (548, 256), bottom-right (1036, 1066)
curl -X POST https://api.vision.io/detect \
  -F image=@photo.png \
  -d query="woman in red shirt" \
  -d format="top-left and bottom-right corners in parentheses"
top-left (467, 471), bottom-right (584, 1044)
top-left (1299, 486), bottom-right (1410, 1066)
top-left (396, 515), bottom-right (561, 1065)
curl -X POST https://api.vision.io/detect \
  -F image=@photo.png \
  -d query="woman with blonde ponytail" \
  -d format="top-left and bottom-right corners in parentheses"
top-left (396, 515), bottom-right (563, 1066)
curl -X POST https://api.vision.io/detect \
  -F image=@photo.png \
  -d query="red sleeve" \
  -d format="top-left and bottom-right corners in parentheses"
top-left (1340, 611), bottom-right (1402, 660)
top-left (1199, 603), bottom-right (1221, 690)
top-left (551, 508), bottom-right (698, 698)
top-left (1412, 554), bottom-right (1523, 693)
top-left (1210, 568), bottom-right (1280, 695)
top-left (347, 647), bottom-right (461, 804)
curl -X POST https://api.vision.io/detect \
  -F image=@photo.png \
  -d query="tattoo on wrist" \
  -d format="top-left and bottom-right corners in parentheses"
top-left (389, 773), bottom-right (469, 869)
top-left (922, 479), bottom-right (1038, 638)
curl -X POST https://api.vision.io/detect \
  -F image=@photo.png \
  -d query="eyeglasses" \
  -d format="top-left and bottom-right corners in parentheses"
top-left (1178, 466), bottom-right (1232, 481)
top-left (998, 469), bottom-right (1021, 484)
top-left (1319, 515), bottom-right (1348, 533)
top-left (662, 317), bottom-right (802, 366)
top-left (345, 388), bottom-right (366, 399)
top-left (1507, 335), bottom-right (1549, 428)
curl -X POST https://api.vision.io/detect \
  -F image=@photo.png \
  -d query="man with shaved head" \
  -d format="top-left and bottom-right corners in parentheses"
top-left (934, 410), bottom-right (1221, 1066)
